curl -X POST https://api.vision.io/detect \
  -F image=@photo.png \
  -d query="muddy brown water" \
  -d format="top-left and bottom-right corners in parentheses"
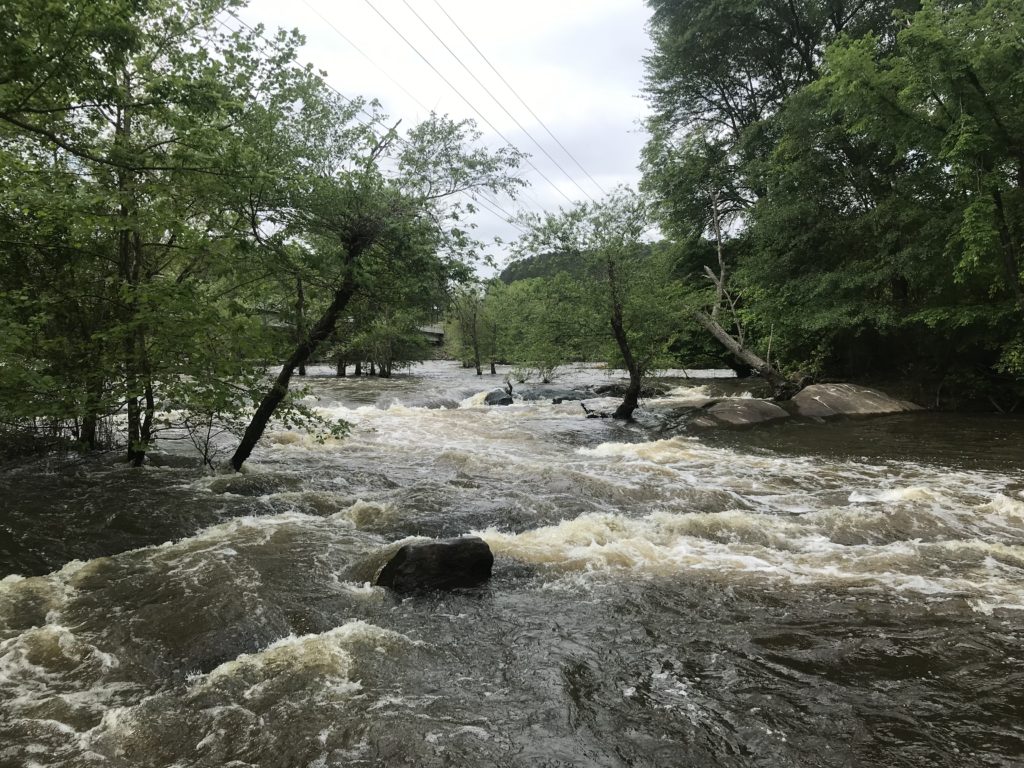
top-left (1, 362), bottom-right (1023, 767)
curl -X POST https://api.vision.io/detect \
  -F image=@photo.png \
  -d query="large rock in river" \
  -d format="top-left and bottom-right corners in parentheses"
top-left (375, 536), bottom-right (494, 592)
top-left (484, 389), bottom-right (513, 406)
top-left (789, 383), bottom-right (921, 419)
top-left (689, 398), bottom-right (791, 428)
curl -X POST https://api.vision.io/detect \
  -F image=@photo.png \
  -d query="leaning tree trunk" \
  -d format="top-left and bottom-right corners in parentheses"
top-left (692, 310), bottom-right (800, 399)
top-left (230, 275), bottom-right (357, 471)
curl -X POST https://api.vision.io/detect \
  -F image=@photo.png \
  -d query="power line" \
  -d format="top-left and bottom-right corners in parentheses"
top-left (285, 2), bottom-right (546, 221)
top-left (361, 0), bottom-right (576, 207)
top-left (298, 0), bottom-right (433, 115)
top-left (430, 0), bottom-right (609, 199)
top-left (217, 11), bottom-right (385, 138)
top-left (399, 0), bottom-right (598, 205)
top-left (218, 9), bottom-right (538, 238)
top-left (465, 192), bottom-right (525, 233)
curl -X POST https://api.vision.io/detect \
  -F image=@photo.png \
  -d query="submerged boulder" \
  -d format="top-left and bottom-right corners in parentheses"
top-left (593, 382), bottom-right (669, 399)
top-left (789, 383), bottom-right (921, 419)
top-left (484, 389), bottom-right (513, 406)
top-left (516, 387), bottom-right (592, 403)
top-left (375, 536), bottom-right (494, 592)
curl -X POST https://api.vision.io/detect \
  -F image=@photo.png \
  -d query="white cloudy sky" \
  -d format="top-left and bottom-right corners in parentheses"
top-left (237, 0), bottom-right (653, 265)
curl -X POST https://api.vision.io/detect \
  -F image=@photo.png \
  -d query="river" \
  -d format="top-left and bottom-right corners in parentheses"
top-left (1, 361), bottom-right (1023, 767)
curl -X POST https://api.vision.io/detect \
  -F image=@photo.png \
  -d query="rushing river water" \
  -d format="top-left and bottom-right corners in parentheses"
top-left (2, 362), bottom-right (1023, 767)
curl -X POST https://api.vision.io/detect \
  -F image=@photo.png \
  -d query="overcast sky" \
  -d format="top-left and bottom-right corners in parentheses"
top-left (238, 0), bottom-right (653, 266)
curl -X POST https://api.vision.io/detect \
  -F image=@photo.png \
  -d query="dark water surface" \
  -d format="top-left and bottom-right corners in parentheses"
top-left (2, 363), bottom-right (1023, 767)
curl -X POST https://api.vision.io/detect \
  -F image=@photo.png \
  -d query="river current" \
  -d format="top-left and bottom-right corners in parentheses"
top-left (1, 362), bottom-right (1023, 767)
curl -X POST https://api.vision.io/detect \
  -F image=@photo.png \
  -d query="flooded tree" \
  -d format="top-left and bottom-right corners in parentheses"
top-left (514, 188), bottom-right (681, 418)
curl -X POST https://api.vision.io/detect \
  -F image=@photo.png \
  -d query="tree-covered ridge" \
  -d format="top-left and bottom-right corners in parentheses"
top-left (498, 249), bottom-right (596, 283)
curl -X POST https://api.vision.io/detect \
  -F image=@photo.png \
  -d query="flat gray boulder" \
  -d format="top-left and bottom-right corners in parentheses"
top-left (375, 536), bottom-right (494, 592)
top-left (790, 383), bottom-right (921, 418)
top-left (689, 398), bottom-right (790, 428)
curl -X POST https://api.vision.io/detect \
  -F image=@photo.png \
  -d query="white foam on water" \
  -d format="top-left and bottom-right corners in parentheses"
top-left (580, 436), bottom-right (708, 464)
top-left (459, 390), bottom-right (493, 408)
top-left (477, 507), bottom-right (1024, 609)
top-left (190, 620), bottom-right (408, 704)
top-left (332, 499), bottom-right (397, 528)
top-left (665, 384), bottom-right (714, 399)
top-left (0, 622), bottom-right (142, 754)
top-left (978, 493), bottom-right (1024, 520)
top-left (848, 487), bottom-right (949, 504)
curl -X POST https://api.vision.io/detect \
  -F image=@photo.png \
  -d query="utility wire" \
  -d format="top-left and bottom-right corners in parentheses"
top-left (399, 0), bottom-right (597, 204)
top-left (430, 0), bottom-right (608, 198)
top-left (466, 192), bottom-right (526, 232)
top-left (217, 11), bottom-right (385, 137)
top-left (285, 1), bottom-right (545, 223)
top-left (219, 9), bottom-right (538, 237)
top-left (361, 0), bottom-right (576, 207)
top-left (475, 191), bottom-right (523, 227)
top-left (298, 0), bottom-right (433, 115)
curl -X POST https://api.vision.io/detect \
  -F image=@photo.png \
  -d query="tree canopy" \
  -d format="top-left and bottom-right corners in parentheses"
top-left (642, 0), bottom-right (1024, 407)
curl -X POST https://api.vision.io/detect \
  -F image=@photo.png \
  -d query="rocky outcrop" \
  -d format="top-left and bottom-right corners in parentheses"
top-left (689, 398), bottom-right (791, 428)
top-left (484, 389), bottom-right (513, 406)
top-left (686, 384), bottom-right (922, 429)
top-left (789, 383), bottom-right (921, 419)
top-left (375, 536), bottom-right (494, 592)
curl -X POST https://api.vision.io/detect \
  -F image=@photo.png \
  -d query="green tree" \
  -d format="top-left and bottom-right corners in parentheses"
top-left (514, 188), bottom-right (680, 418)
top-left (743, 0), bottom-right (1024, 402)
top-left (228, 115), bottom-right (524, 470)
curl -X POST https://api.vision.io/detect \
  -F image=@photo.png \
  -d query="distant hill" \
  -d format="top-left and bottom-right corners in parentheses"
top-left (498, 251), bottom-right (590, 283)
top-left (499, 244), bottom-right (662, 283)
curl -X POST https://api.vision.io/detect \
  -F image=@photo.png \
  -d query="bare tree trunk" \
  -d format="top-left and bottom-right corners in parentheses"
top-left (697, 185), bottom-right (802, 399)
top-left (692, 310), bottom-right (799, 398)
top-left (140, 380), bottom-right (155, 448)
top-left (336, 357), bottom-right (347, 377)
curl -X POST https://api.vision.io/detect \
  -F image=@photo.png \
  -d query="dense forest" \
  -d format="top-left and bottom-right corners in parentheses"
top-left (2, 0), bottom-right (1022, 466)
